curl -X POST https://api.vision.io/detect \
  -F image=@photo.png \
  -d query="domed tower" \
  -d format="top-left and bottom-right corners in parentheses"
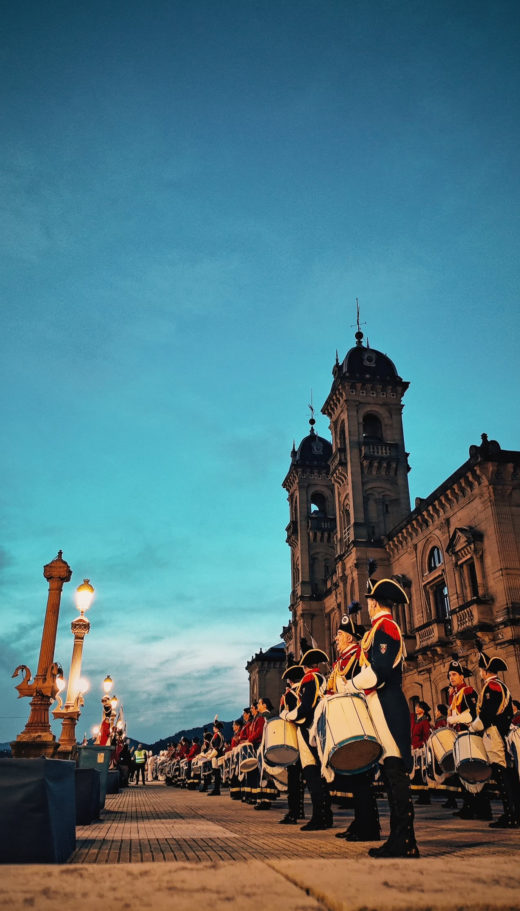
top-left (321, 324), bottom-right (411, 607)
top-left (282, 412), bottom-right (335, 659)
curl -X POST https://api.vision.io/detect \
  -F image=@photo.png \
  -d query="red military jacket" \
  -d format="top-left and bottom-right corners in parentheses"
top-left (411, 716), bottom-right (431, 749)
top-left (248, 714), bottom-right (265, 747)
top-left (239, 720), bottom-right (253, 742)
top-left (186, 742), bottom-right (201, 760)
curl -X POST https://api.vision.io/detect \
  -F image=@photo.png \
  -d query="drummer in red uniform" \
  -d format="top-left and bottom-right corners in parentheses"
top-left (228, 719), bottom-right (243, 801)
top-left (410, 701), bottom-right (431, 805)
top-left (247, 701), bottom-right (266, 807)
top-left (434, 704), bottom-right (449, 729)
top-left (327, 609), bottom-right (380, 842)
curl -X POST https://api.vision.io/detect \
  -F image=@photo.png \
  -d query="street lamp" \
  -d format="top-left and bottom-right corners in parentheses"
top-left (11, 552), bottom-right (72, 758)
top-left (103, 675), bottom-right (113, 695)
top-left (52, 579), bottom-right (94, 758)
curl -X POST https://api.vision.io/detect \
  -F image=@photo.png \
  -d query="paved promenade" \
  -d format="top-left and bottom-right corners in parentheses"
top-left (3, 782), bottom-right (519, 910)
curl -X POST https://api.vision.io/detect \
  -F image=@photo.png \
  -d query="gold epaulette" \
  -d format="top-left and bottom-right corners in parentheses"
top-left (359, 614), bottom-right (405, 669)
top-left (477, 678), bottom-right (509, 716)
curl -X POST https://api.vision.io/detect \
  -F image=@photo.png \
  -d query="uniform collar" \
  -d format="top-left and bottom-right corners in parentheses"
top-left (370, 607), bottom-right (392, 626)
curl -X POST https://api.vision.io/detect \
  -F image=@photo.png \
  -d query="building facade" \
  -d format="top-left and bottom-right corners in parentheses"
top-left (278, 328), bottom-right (520, 710)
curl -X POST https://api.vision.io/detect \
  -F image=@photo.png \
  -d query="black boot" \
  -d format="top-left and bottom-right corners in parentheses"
top-left (207, 767), bottom-right (221, 796)
top-left (300, 765), bottom-right (331, 830)
top-left (348, 772), bottom-right (380, 841)
top-left (489, 764), bottom-right (519, 828)
top-left (369, 758), bottom-right (419, 858)
top-left (279, 812), bottom-right (298, 824)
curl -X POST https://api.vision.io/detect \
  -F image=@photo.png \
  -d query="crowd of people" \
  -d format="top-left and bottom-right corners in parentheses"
top-left (106, 573), bottom-right (520, 860)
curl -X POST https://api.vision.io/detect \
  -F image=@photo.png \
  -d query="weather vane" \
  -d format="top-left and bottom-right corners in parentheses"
top-left (350, 297), bottom-right (366, 346)
top-left (308, 390), bottom-right (315, 428)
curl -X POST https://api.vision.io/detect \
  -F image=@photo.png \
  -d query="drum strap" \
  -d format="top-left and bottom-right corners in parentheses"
top-left (326, 652), bottom-right (357, 691)
top-left (359, 615), bottom-right (405, 669)
top-left (477, 678), bottom-right (509, 715)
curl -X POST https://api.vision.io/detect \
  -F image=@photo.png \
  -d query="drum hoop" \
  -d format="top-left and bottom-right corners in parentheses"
top-left (330, 734), bottom-right (380, 748)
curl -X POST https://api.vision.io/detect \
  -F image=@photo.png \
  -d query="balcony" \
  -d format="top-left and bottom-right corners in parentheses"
top-left (415, 619), bottom-right (451, 651)
top-left (451, 599), bottom-right (494, 638)
top-left (361, 441), bottom-right (398, 459)
top-left (361, 441), bottom-right (402, 477)
top-left (308, 515), bottom-right (336, 533)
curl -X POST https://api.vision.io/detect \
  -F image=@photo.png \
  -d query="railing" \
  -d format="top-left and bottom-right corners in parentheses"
top-left (361, 441), bottom-right (399, 460)
top-left (415, 619), bottom-right (450, 650)
top-left (451, 599), bottom-right (493, 637)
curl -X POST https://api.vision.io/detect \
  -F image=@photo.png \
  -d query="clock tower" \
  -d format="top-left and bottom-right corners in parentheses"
top-left (321, 327), bottom-right (411, 613)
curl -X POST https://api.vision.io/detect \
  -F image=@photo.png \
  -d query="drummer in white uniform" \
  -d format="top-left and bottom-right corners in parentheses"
top-left (344, 575), bottom-right (419, 859)
top-left (281, 649), bottom-right (333, 831)
top-left (470, 650), bottom-right (519, 828)
top-left (278, 665), bottom-right (306, 825)
top-left (326, 609), bottom-right (380, 842)
top-left (447, 658), bottom-right (492, 821)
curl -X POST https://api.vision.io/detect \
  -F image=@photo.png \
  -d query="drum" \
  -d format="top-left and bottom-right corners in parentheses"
top-left (506, 726), bottom-right (520, 779)
top-left (263, 717), bottom-right (299, 767)
top-left (217, 754), bottom-right (226, 782)
top-left (238, 742), bottom-right (258, 774)
top-left (454, 731), bottom-right (491, 783)
top-left (317, 693), bottom-right (382, 774)
top-left (428, 728), bottom-right (456, 773)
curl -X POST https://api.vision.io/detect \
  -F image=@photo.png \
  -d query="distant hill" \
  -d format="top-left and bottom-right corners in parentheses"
top-left (0, 722), bottom-right (235, 757)
top-left (148, 720), bottom-right (234, 753)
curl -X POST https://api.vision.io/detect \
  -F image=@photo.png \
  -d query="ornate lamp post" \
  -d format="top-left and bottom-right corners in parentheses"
top-left (52, 579), bottom-right (94, 758)
top-left (11, 552), bottom-right (72, 758)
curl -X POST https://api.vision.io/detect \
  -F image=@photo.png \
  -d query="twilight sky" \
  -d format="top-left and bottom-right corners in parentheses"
top-left (1, 0), bottom-right (519, 745)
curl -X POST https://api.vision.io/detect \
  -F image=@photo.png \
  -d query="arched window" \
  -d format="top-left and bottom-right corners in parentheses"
top-left (433, 581), bottom-right (450, 620)
top-left (428, 546), bottom-right (443, 572)
top-left (310, 492), bottom-right (326, 515)
top-left (362, 413), bottom-right (383, 440)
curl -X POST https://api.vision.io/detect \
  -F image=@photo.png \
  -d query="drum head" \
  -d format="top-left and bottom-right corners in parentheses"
top-left (240, 757), bottom-right (258, 772)
top-left (440, 755), bottom-right (456, 774)
top-left (457, 761), bottom-right (492, 784)
top-left (264, 745), bottom-right (298, 767)
top-left (330, 736), bottom-right (382, 773)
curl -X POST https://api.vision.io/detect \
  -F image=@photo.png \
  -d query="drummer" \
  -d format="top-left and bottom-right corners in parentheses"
top-left (446, 658), bottom-right (492, 822)
top-left (326, 610), bottom-right (381, 842)
top-left (411, 701), bottom-right (432, 805)
top-left (238, 707), bottom-right (253, 803)
top-left (344, 575), bottom-right (419, 859)
top-left (432, 704), bottom-right (458, 808)
top-left (198, 730), bottom-right (213, 792)
top-left (281, 648), bottom-right (333, 832)
top-left (228, 719), bottom-right (243, 801)
top-left (207, 718), bottom-right (226, 796)
top-left (278, 665), bottom-right (306, 825)
top-left (469, 651), bottom-right (519, 828)
top-left (254, 697), bottom-right (278, 810)
top-left (248, 701), bottom-right (266, 807)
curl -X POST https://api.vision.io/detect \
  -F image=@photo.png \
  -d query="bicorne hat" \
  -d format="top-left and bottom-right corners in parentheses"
top-left (282, 664), bottom-right (305, 683)
top-left (448, 658), bottom-right (471, 678)
top-left (300, 648), bottom-right (329, 668)
top-left (365, 577), bottom-right (409, 605)
top-left (478, 652), bottom-right (508, 674)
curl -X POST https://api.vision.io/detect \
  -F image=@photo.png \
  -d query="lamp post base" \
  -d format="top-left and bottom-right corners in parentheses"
top-left (10, 732), bottom-right (58, 759)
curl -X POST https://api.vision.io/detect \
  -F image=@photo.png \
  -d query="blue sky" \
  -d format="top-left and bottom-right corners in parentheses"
top-left (1, 0), bottom-right (519, 744)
